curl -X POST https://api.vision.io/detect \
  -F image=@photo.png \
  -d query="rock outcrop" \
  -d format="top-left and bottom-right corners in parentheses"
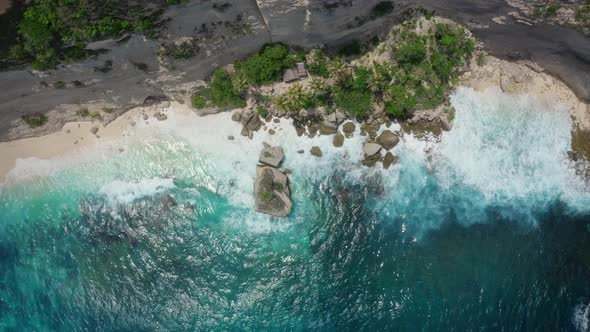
top-left (259, 146), bottom-right (284, 168)
top-left (377, 130), bottom-right (399, 150)
top-left (254, 145), bottom-right (292, 217)
top-left (254, 166), bottom-right (292, 217)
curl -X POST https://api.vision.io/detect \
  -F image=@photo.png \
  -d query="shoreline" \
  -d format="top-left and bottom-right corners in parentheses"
top-left (0, 53), bottom-right (588, 183)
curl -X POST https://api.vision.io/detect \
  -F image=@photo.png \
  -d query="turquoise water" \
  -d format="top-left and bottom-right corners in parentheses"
top-left (1, 88), bottom-right (590, 331)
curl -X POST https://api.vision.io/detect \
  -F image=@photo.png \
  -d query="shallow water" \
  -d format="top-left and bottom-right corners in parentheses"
top-left (0, 87), bottom-right (589, 331)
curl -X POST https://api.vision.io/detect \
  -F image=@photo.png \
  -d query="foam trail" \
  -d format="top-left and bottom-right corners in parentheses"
top-left (99, 177), bottom-right (176, 205)
top-left (574, 302), bottom-right (590, 332)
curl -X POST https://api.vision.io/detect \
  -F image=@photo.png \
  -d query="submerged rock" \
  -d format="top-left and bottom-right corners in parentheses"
top-left (377, 130), bottom-right (400, 150)
top-left (254, 166), bottom-right (292, 217)
top-left (259, 146), bottom-right (284, 168)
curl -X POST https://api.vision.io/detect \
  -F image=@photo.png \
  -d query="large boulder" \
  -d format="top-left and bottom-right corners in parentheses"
top-left (259, 146), bottom-right (284, 168)
top-left (383, 152), bottom-right (399, 169)
top-left (342, 122), bottom-right (356, 137)
top-left (376, 130), bottom-right (400, 150)
top-left (319, 120), bottom-right (338, 135)
top-left (363, 143), bottom-right (382, 157)
top-left (255, 166), bottom-right (292, 217)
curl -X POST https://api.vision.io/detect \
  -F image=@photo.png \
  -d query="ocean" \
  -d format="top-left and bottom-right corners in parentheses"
top-left (0, 87), bottom-right (589, 331)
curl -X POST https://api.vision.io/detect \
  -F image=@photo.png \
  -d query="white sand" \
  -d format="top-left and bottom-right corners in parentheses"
top-left (0, 102), bottom-right (185, 182)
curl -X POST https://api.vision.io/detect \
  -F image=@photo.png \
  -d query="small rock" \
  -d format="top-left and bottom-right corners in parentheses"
top-left (376, 130), bottom-right (400, 150)
top-left (130, 121), bottom-right (136, 127)
top-left (241, 127), bottom-right (249, 137)
top-left (273, 118), bottom-right (281, 123)
top-left (283, 168), bottom-right (292, 175)
top-left (310, 146), bottom-right (322, 157)
top-left (118, 148), bottom-right (125, 153)
top-left (66, 129), bottom-right (71, 134)
top-left (297, 150), bottom-right (305, 154)
top-left (268, 129), bottom-right (276, 135)
top-left (440, 117), bottom-right (453, 131)
top-left (333, 132), bottom-right (344, 148)
top-left (296, 126), bottom-right (305, 137)
top-left (231, 111), bottom-right (242, 122)
top-left (142, 114), bottom-right (148, 121)
top-left (228, 135), bottom-right (235, 140)
top-left (156, 113), bottom-right (168, 121)
top-left (90, 126), bottom-right (99, 135)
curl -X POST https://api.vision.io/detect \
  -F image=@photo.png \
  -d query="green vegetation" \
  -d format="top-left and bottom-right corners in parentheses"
top-left (371, 1), bottom-right (395, 18)
top-left (22, 114), bottom-right (48, 128)
top-left (160, 40), bottom-right (198, 59)
top-left (90, 111), bottom-right (101, 119)
top-left (476, 53), bottom-right (486, 66)
top-left (576, 1), bottom-right (590, 27)
top-left (7, 0), bottom-right (161, 70)
top-left (235, 44), bottom-right (295, 85)
top-left (534, 3), bottom-right (562, 17)
top-left (256, 106), bottom-right (269, 118)
top-left (189, 18), bottom-right (474, 121)
top-left (53, 81), bottom-right (65, 89)
top-left (102, 107), bottom-right (114, 114)
top-left (335, 91), bottom-right (373, 117)
top-left (76, 108), bottom-right (90, 117)
top-left (191, 68), bottom-right (246, 109)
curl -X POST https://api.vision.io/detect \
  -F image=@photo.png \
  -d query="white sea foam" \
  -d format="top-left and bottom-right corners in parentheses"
top-left (574, 302), bottom-right (590, 332)
top-left (99, 177), bottom-right (176, 204)
top-left (436, 87), bottom-right (588, 206)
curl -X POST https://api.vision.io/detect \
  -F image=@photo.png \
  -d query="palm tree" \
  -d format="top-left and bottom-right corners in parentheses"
top-left (273, 95), bottom-right (289, 113)
top-left (232, 73), bottom-right (248, 95)
top-left (368, 70), bottom-right (386, 95)
top-left (285, 83), bottom-right (307, 110)
top-left (327, 57), bottom-right (348, 84)
top-left (309, 77), bottom-right (326, 97)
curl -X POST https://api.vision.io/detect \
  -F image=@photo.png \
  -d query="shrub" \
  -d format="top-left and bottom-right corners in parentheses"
top-left (236, 44), bottom-right (294, 85)
top-left (102, 107), bottom-right (114, 113)
top-left (22, 114), bottom-right (48, 128)
top-left (396, 37), bottom-right (426, 65)
top-left (307, 49), bottom-right (330, 78)
top-left (76, 108), bottom-right (90, 117)
top-left (476, 53), bottom-right (486, 66)
top-left (371, 1), bottom-right (394, 18)
top-left (384, 85), bottom-right (415, 117)
top-left (53, 80), bottom-right (66, 89)
top-left (209, 68), bottom-right (246, 108)
top-left (191, 90), bottom-right (209, 109)
top-left (335, 90), bottom-right (372, 117)
top-left (191, 68), bottom-right (246, 109)
top-left (256, 106), bottom-right (269, 118)
top-left (90, 111), bottom-right (101, 119)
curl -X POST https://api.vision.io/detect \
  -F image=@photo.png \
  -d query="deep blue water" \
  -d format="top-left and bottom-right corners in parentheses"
top-left (0, 88), bottom-right (589, 331)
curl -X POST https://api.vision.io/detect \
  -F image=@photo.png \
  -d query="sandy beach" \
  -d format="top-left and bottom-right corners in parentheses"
top-left (0, 101), bottom-right (183, 183)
